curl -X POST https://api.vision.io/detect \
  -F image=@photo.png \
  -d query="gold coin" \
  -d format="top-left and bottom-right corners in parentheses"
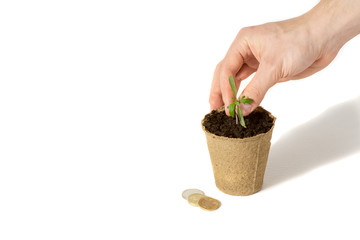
top-left (198, 196), bottom-right (220, 211)
top-left (182, 189), bottom-right (205, 200)
top-left (187, 193), bottom-right (205, 207)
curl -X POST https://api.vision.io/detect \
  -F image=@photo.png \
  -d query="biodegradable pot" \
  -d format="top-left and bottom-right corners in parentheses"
top-left (202, 106), bottom-right (276, 196)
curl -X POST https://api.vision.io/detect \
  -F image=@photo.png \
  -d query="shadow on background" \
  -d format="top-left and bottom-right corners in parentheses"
top-left (264, 97), bottom-right (360, 189)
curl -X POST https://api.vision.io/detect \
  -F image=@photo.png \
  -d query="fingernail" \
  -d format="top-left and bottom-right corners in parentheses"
top-left (242, 103), bottom-right (252, 116)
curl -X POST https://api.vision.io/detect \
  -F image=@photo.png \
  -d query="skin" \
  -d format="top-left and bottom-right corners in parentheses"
top-left (209, 0), bottom-right (360, 116)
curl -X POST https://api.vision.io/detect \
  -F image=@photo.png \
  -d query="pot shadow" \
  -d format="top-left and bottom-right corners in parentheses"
top-left (264, 96), bottom-right (360, 189)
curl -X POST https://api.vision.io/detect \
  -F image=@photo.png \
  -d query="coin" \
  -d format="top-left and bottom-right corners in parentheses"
top-left (198, 196), bottom-right (220, 211)
top-left (182, 189), bottom-right (205, 200)
top-left (187, 193), bottom-right (205, 207)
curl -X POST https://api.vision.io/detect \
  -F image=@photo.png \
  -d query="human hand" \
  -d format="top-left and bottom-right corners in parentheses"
top-left (209, 0), bottom-right (360, 116)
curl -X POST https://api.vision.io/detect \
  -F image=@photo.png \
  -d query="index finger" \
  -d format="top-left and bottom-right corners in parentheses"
top-left (220, 40), bottom-right (247, 115)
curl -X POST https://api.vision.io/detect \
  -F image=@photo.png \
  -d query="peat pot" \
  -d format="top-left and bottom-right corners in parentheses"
top-left (202, 106), bottom-right (276, 196)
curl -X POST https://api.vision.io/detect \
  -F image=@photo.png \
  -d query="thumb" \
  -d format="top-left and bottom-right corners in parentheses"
top-left (240, 64), bottom-right (278, 116)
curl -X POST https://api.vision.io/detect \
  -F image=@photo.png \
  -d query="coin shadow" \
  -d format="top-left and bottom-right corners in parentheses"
top-left (263, 96), bottom-right (360, 189)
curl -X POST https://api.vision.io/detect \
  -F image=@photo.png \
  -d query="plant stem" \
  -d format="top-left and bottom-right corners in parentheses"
top-left (235, 106), bottom-right (239, 125)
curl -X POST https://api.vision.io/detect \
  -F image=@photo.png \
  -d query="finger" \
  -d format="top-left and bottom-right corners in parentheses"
top-left (233, 64), bottom-right (256, 92)
top-left (220, 62), bottom-right (243, 115)
top-left (209, 63), bottom-right (224, 110)
top-left (235, 64), bottom-right (256, 88)
top-left (220, 46), bottom-right (247, 115)
top-left (243, 56), bottom-right (260, 70)
top-left (240, 63), bottom-right (278, 116)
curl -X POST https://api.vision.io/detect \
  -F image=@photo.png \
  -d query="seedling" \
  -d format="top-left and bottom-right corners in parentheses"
top-left (227, 76), bottom-right (253, 128)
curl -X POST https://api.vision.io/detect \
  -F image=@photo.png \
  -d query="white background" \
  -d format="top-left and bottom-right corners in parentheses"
top-left (1, 0), bottom-right (360, 239)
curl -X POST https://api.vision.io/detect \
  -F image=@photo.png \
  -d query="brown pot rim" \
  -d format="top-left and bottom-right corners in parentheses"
top-left (201, 106), bottom-right (276, 143)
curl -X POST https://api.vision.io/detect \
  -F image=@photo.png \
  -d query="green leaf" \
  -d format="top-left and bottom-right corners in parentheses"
top-left (240, 96), bottom-right (254, 104)
top-left (227, 102), bottom-right (236, 118)
top-left (228, 76), bottom-right (237, 98)
top-left (237, 107), bottom-right (246, 128)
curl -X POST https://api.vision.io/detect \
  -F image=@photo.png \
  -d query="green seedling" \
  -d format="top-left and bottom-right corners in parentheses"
top-left (227, 76), bottom-right (254, 128)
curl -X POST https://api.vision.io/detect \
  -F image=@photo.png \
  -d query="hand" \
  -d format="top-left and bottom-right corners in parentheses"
top-left (209, 0), bottom-right (360, 116)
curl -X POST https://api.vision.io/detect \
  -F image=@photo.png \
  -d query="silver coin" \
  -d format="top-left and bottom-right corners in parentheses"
top-left (182, 189), bottom-right (205, 200)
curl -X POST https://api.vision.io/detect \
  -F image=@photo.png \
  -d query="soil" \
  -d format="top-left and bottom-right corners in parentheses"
top-left (202, 107), bottom-right (274, 139)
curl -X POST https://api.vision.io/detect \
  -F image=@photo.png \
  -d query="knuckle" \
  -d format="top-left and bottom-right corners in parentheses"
top-left (238, 26), bottom-right (251, 35)
top-left (237, 26), bottom-right (258, 39)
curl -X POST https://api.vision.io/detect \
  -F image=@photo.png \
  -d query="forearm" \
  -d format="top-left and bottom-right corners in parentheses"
top-left (304, 0), bottom-right (360, 51)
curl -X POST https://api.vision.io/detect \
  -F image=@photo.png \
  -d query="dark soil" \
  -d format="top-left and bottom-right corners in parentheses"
top-left (202, 107), bottom-right (274, 139)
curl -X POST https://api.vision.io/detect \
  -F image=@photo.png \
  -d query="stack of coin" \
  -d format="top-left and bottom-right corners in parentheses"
top-left (182, 189), bottom-right (220, 211)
